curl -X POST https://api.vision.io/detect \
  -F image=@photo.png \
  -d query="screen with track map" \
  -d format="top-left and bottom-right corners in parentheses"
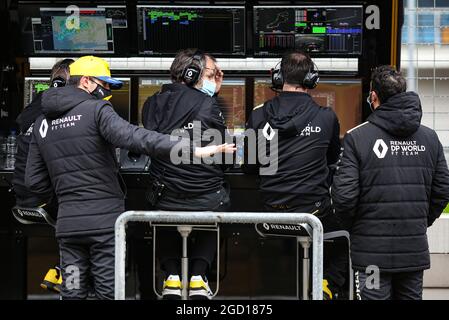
top-left (31, 7), bottom-right (114, 53)
top-left (254, 5), bottom-right (363, 57)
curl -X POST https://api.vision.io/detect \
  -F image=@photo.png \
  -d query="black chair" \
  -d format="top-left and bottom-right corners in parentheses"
top-left (12, 206), bottom-right (56, 227)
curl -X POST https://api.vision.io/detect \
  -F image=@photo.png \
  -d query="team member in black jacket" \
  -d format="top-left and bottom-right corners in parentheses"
top-left (244, 51), bottom-right (346, 299)
top-left (13, 58), bottom-right (73, 210)
top-left (13, 58), bottom-right (73, 293)
top-left (332, 66), bottom-right (449, 300)
top-left (142, 49), bottom-right (230, 300)
top-left (25, 56), bottom-right (234, 300)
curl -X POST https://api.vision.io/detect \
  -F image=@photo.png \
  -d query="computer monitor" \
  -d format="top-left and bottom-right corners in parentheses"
top-left (98, 5), bottom-right (128, 28)
top-left (136, 6), bottom-right (245, 56)
top-left (23, 77), bottom-right (51, 108)
top-left (109, 78), bottom-right (130, 122)
top-left (253, 5), bottom-right (363, 57)
top-left (31, 7), bottom-right (114, 54)
top-left (216, 79), bottom-right (246, 131)
top-left (23, 77), bottom-right (130, 121)
top-left (138, 78), bottom-right (172, 126)
top-left (137, 78), bottom-right (246, 130)
top-left (254, 78), bottom-right (362, 136)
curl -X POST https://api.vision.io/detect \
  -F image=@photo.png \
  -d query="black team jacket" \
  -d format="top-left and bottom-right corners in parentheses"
top-left (332, 92), bottom-right (449, 272)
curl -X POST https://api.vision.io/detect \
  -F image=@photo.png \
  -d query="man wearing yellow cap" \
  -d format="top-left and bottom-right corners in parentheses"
top-left (25, 56), bottom-right (234, 299)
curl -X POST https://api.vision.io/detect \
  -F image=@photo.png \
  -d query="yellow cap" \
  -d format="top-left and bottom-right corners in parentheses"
top-left (69, 56), bottom-right (122, 89)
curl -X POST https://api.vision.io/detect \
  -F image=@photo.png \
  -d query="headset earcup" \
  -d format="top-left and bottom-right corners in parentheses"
top-left (182, 66), bottom-right (201, 86)
top-left (51, 77), bottom-right (66, 88)
top-left (271, 68), bottom-right (284, 90)
top-left (303, 71), bottom-right (319, 89)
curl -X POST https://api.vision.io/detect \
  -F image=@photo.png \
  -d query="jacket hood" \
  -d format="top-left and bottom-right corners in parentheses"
top-left (146, 83), bottom-right (206, 133)
top-left (264, 92), bottom-right (321, 137)
top-left (368, 91), bottom-right (422, 138)
top-left (41, 85), bottom-right (96, 119)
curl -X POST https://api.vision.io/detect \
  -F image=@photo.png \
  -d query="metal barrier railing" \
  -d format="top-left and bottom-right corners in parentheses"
top-left (152, 224), bottom-right (221, 300)
top-left (114, 211), bottom-right (324, 300)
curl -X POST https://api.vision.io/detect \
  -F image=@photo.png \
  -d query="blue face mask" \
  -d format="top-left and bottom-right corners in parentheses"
top-left (199, 79), bottom-right (216, 97)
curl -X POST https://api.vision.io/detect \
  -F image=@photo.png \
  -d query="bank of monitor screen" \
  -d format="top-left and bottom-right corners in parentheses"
top-left (254, 78), bottom-right (362, 136)
top-left (253, 5), bottom-right (363, 57)
top-left (23, 77), bottom-right (51, 108)
top-left (137, 78), bottom-right (246, 131)
top-left (217, 79), bottom-right (246, 131)
top-left (23, 77), bottom-right (130, 121)
top-left (137, 6), bottom-right (245, 56)
top-left (218, 79), bottom-right (246, 166)
top-left (31, 7), bottom-right (114, 54)
top-left (138, 78), bottom-right (172, 126)
top-left (110, 78), bottom-right (131, 122)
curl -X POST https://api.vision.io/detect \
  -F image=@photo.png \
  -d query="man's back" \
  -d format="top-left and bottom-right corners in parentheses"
top-left (247, 92), bottom-right (340, 208)
top-left (333, 91), bottom-right (449, 272)
top-left (26, 85), bottom-right (177, 237)
top-left (13, 93), bottom-right (54, 206)
top-left (142, 83), bottom-right (227, 194)
top-left (27, 86), bottom-right (124, 237)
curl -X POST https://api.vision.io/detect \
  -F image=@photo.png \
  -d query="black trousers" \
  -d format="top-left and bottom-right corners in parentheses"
top-left (58, 232), bottom-right (115, 300)
top-left (357, 270), bottom-right (424, 300)
top-left (265, 200), bottom-right (349, 289)
top-left (154, 185), bottom-right (230, 277)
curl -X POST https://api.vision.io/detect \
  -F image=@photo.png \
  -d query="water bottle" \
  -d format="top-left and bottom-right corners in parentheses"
top-left (5, 130), bottom-right (17, 170)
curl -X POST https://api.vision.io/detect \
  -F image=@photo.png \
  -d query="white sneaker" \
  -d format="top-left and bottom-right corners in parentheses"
top-left (162, 275), bottom-right (182, 300)
top-left (189, 275), bottom-right (213, 300)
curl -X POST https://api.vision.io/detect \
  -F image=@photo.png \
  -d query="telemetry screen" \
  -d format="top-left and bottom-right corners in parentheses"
top-left (137, 6), bottom-right (245, 56)
top-left (254, 5), bottom-right (363, 56)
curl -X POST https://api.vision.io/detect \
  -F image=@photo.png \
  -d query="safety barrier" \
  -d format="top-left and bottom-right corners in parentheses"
top-left (152, 224), bottom-right (221, 299)
top-left (114, 211), bottom-right (324, 300)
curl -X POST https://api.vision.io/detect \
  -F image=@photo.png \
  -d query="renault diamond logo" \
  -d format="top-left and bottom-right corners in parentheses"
top-left (39, 119), bottom-right (48, 138)
top-left (373, 139), bottom-right (388, 159)
top-left (263, 223), bottom-right (270, 231)
top-left (262, 123), bottom-right (276, 141)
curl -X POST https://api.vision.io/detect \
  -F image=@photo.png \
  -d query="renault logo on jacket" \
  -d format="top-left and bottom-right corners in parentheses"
top-left (39, 119), bottom-right (48, 138)
top-left (262, 122), bottom-right (276, 141)
top-left (373, 139), bottom-right (388, 159)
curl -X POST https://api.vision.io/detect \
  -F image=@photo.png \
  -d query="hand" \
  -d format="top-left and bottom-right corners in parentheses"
top-left (214, 67), bottom-right (224, 93)
top-left (194, 143), bottom-right (236, 158)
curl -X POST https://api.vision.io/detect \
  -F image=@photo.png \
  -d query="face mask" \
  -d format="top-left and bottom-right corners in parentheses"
top-left (367, 91), bottom-right (375, 112)
top-left (90, 81), bottom-right (112, 101)
top-left (199, 79), bottom-right (216, 97)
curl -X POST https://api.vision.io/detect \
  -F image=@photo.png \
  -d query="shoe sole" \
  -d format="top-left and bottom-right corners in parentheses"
top-left (162, 288), bottom-right (182, 300)
top-left (41, 280), bottom-right (60, 293)
top-left (189, 289), bottom-right (212, 300)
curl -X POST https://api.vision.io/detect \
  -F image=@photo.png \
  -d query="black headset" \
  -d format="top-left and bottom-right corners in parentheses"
top-left (51, 76), bottom-right (66, 88)
top-left (271, 60), bottom-right (320, 91)
top-left (181, 51), bottom-right (204, 87)
top-left (50, 58), bottom-right (74, 88)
